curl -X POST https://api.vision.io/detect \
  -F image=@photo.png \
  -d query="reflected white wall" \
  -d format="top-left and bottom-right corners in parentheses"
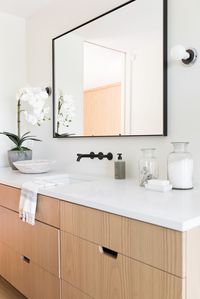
top-left (54, 0), bottom-right (163, 136)
top-left (54, 33), bottom-right (84, 135)
top-left (83, 42), bottom-right (124, 90)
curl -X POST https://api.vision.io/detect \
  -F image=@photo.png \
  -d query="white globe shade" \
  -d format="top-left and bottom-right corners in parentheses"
top-left (171, 45), bottom-right (190, 60)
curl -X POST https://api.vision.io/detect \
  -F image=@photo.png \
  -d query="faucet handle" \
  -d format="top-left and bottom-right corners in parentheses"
top-left (90, 152), bottom-right (95, 159)
top-left (98, 152), bottom-right (113, 160)
top-left (98, 152), bottom-right (104, 160)
top-left (107, 152), bottom-right (113, 160)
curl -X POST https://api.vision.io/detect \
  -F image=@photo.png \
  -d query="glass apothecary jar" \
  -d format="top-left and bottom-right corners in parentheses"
top-left (139, 148), bottom-right (158, 186)
top-left (167, 142), bottom-right (193, 190)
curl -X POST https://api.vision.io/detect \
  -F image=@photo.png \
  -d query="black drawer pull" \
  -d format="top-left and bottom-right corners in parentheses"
top-left (21, 255), bottom-right (30, 264)
top-left (99, 246), bottom-right (118, 259)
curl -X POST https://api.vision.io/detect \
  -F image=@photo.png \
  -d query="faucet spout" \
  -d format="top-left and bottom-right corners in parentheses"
top-left (76, 154), bottom-right (82, 162)
top-left (76, 152), bottom-right (95, 162)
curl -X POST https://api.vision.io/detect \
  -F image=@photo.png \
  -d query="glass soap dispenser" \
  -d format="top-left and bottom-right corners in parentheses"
top-left (139, 148), bottom-right (158, 186)
top-left (168, 142), bottom-right (193, 189)
top-left (114, 153), bottom-right (126, 179)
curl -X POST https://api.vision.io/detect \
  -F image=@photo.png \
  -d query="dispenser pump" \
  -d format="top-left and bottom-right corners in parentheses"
top-left (117, 153), bottom-right (123, 160)
top-left (115, 153), bottom-right (126, 179)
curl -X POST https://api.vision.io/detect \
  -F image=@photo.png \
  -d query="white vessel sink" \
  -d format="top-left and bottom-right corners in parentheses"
top-left (13, 160), bottom-right (56, 174)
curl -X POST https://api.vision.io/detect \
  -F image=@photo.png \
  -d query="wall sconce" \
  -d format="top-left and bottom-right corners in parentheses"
top-left (171, 45), bottom-right (198, 66)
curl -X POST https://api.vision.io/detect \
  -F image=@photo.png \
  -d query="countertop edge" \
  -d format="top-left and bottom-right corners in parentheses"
top-left (0, 173), bottom-right (200, 233)
top-left (0, 179), bottom-right (196, 232)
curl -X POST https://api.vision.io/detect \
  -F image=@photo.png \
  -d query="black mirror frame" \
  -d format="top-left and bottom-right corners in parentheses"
top-left (52, 0), bottom-right (167, 138)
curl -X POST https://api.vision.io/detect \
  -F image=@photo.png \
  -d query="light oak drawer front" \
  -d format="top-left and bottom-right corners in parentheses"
top-left (0, 206), bottom-right (59, 276)
top-left (60, 201), bottom-right (184, 277)
top-left (0, 184), bottom-right (60, 227)
top-left (0, 242), bottom-right (60, 299)
top-left (61, 232), bottom-right (183, 299)
top-left (61, 280), bottom-right (92, 299)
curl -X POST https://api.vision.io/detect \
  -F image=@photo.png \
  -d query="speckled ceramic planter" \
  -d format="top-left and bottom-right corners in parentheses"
top-left (8, 150), bottom-right (32, 170)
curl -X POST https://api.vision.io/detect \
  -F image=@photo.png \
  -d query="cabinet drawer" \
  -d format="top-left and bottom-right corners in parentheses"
top-left (61, 280), bottom-right (92, 299)
top-left (0, 206), bottom-right (59, 276)
top-left (61, 232), bottom-right (184, 299)
top-left (60, 201), bottom-right (184, 277)
top-left (0, 184), bottom-right (60, 227)
top-left (0, 242), bottom-right (60, 299)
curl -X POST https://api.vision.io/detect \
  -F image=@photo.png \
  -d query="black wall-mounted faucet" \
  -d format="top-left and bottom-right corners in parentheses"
top-left (77, 152), bottom-right (113, 162)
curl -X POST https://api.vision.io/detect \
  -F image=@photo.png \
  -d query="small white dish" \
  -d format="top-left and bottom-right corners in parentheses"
top-left (13, 160), bottom-right (56, 174)
top-left (145, 183), bottom-right (172, 192)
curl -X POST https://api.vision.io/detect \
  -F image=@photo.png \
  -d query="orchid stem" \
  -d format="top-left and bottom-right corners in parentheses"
top-left (17, 100), bottom-right (21, 138)
top-left (57, 96), bottom-right (62, 134)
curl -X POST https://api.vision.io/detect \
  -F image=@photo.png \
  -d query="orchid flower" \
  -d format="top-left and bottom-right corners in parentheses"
top-left (0, 86), bottom-right (50, 152)
top-left (16, 86), bottom-right (50, 127)
top-left (15, 86), bottom-right (51, 138)
top-left (57, 91), bottom-right (75, 134)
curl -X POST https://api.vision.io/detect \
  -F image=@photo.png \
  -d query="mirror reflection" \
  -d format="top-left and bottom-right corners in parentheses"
top-left (53, 0), bottom-right (167, 137)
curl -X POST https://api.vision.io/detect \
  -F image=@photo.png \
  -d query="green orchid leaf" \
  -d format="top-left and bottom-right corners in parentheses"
top-left (7, 136), bottom-right (20, 146)
top-left (0, 131), bottom-right (41, 148)
top-left (0, 132), bottom-right (19, 139)
top-left (0, 132), bottom-right (20, 146)
top-left (27, 138), bottom-right (41, 142)
top-left (18, 137), bottom-right (42, 146)
top-left (21, 131), bottom-right (31, 138)
top-left (20, 146), bottom-right (31, 151)
top-left (19, 136), bottom-right (41, 145)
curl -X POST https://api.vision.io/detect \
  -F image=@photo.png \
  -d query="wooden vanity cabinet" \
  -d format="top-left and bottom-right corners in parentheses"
top-left (0, 183), bottom-right (200, 298)
top-left (59, 201), bottom-right (200, 299)
top-left (60, 201), bottom-right (185, 299)
top-left (0, 206), bottom-right (59, 276)
top-left (61, 280), bottom-right (92, 299)
top-left (60, 201), bottom-right (184, 276)
top-left (0, 184), bottom-right (60, 228)
top-left (0, 242), bottom-right (60, 299)
top-left (0, 184), bottom-right (60, 299)
top-left (61, 231), bottom-right (183, 299)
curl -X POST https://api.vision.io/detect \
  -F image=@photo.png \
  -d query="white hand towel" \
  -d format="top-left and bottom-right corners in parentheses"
top-left (19, 182), bottom-right (39, 225)
top-left (19, 180), bottom-right (59, 225)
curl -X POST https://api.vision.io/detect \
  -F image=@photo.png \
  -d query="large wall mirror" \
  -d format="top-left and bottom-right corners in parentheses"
top-left (52, 0), bottom-right (167, 138)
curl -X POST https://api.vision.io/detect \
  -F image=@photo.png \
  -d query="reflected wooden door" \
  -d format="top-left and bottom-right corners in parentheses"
top-left (84, 82), bottom-right (121, 136)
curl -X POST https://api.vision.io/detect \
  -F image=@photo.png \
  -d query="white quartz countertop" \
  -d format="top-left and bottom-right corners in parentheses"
top-left (1, 167), bottom-right (200, 232)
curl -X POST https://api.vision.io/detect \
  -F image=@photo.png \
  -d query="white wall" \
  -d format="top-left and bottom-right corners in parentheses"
top-left (131, 44), bottom-right (163, 135)
top-left (26, 0), bottom-right (200, 184)
top-left (0, 12), bottom-right (26, 166)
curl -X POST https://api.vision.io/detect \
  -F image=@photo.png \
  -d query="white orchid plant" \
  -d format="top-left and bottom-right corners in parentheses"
top-left (0, 86), bottom-right (50, 151)
top-left (56, 91), bottom-right (75, 137)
